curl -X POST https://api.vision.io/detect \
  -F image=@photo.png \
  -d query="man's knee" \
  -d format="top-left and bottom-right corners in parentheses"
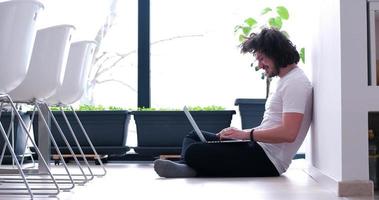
top-left (183, 143), bottom-right (207, 164)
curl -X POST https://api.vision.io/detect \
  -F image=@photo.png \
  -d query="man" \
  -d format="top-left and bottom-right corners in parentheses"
top-left (153, 28), bottom-right (313, 178)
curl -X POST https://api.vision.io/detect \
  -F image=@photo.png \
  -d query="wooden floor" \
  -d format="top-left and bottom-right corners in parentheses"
top-left (0, 159), bottom-right (375, 200)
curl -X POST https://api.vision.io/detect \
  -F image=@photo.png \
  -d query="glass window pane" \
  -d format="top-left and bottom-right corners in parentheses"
top-left (89, 0), bottom-right (138, 108)
top-left (151, 0), bottom-right (275, 110)
top-left (37, 0), bottom-right (138, 108)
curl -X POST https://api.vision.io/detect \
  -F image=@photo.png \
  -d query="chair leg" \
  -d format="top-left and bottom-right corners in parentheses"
top-left (1, 104), bottom-right (80, 188)
top-left (0, 121), bottom-right (33, 199)
top-left (46, 104), bottom-right (90, 183)
top-left (0, 94), bottom-right (60, 197)
top-left (69, 105), bottom-right (107, 176)
top-left (5, 101), bottom-right (88, 186)
top-left (10, 110), bottom-right (15, 167)
top-left (34, 102), bottom-right (76, 189)
top-left (57, 106), bottom-right (94, 180)
top-left (20, 106), bottom-right (36, 166)
top-left (0, 107), bottom-right (15, 166)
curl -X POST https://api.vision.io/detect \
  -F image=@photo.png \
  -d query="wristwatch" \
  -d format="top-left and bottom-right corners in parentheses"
top-left (250, 129), bottom-right (255, 141)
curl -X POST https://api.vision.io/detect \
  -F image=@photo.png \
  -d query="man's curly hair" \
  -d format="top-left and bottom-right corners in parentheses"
top-left (240, 28), bottom-right (299, 69)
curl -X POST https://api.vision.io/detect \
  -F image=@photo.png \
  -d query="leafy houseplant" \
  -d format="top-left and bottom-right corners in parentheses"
top-left (235, 5), bottom-right (305, 98)
top-left (132, 106), bottom-right (235, 157)
top-left (32, 104), bottom-right (131, 156)
top-left (234, 6), bottom-right (305, 129)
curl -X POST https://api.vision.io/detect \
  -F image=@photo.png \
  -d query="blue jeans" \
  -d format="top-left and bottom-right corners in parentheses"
top-left (180, 130), bottom-right (279, 177)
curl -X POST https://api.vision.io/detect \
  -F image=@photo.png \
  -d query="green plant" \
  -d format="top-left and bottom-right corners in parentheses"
top-left (107, 106), bottom-right (126, 111)
top-left (78, 104), bottom-right (106, 111)
top-left (234, 5), bottom-right (305, 98)
top-left (187, 105), bottom-right (225, 111)
top-left (49, 104), bottom-right (126, 111)
top-left (78, 104), bottom-right (126, 111)
top-left (49, 106), bottom-right (70, 111)
top-left (136, 107), bottom-right (180, 111)
top-left (136, 105), bottom-right (225, 111)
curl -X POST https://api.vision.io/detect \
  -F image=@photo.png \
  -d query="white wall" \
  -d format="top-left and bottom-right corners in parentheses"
top-left (309, 0), bottom-right (371, 182)
top-left (309, 0), bottom-right (342, 181)
top-left (340, 0), bottom-right (368, 181)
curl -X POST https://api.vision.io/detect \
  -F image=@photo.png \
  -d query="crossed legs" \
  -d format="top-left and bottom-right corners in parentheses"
top-left (154, 131), bottom-right (279, 178)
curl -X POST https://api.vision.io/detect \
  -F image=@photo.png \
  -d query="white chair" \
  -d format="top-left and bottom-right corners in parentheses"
top-left (6, 25), bottom-right (84, 191)
top-left (47, 41), bottom-right (107, 176)
top-left (8, 24), bottom-right (94, 184)
top-left (48, 41), bottom-right (97, 105)
top-left (36, 40), bottom-right (98, 182)
top-left (9, 25), bottom-right (73, 102)
top-left (0, 0), bottom-right (43, 94)
top-left (0, 0), bottom-right (53, 199)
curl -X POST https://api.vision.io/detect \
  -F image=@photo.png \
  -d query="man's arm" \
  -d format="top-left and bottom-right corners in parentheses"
top-left (219, 112), bottom-right (303, 143)
top-left (252, 112), bottom-right (303, 143)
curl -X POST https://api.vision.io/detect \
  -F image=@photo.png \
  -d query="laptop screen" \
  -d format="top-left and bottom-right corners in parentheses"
top-left (183, 106), bottom-right (207, 142)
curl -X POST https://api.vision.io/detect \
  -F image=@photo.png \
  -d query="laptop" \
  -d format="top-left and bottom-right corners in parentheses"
top-left (183, 106), bottom-right (250, 143)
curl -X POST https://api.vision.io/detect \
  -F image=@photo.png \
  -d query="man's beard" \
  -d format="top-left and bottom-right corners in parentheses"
top-left (266, 67), bottom-right (279, 78)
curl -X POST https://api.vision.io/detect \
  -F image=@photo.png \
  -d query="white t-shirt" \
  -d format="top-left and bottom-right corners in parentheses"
top-left (255, 67), bottom-right (313, 174)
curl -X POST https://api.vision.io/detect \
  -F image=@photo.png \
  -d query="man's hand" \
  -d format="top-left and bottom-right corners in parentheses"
top-left (217, 127), bottom-right (248, 140)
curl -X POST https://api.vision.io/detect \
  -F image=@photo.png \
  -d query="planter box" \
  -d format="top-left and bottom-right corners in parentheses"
top-left (32, 110), bottom-right (131, 155)
top-left (234, 98), bottom-right (266, 129)
top-left (0, 112), bottom-right (30, 163)
top-left (133, 110), bottom-right (236, 156)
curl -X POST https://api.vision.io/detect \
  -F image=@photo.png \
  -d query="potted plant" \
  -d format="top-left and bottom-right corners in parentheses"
top-left (132, 106), bottom-right (236, 157)
top-left (234, 5), bottom-right (305, 129)
top-left (32, 105), bottom-right (131, 157)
